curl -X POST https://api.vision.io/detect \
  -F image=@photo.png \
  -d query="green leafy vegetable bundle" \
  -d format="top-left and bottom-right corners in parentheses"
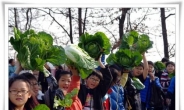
top-left (132, 77), bottom-right (145, 90)
top-left (120, 30), bottom-right (153, 53)
top-left (32, 104), bottom-right (50, 110)
top-left (54, 88), bottom-right (78, 108)
top-left (64, 44), bottom-right (98, 79)
top-left (106, 49), bottom-right (142, 69)
top-left (78, 32), bottom-right (111, 60)
top-left (154, 61), bottom-right (166, 71)
top-left (9, 27), bottom-right (66, 72)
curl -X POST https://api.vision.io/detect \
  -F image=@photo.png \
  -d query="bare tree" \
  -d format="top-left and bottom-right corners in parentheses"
top-left (160, 8), bottom-right (175, 59)
top-left (78, 8), bottom-right (82, 37)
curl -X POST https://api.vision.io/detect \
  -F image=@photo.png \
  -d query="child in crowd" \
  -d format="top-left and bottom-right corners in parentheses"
top-left (20, 73), bottom-right (45, 104)
top-left (103, 64), bottom-right (125, 110)
top-left (124, 52), bottom-right (148, 110)
top-left (54, 67), bottom-right (82, 110)
top-left (140, 61), bottom-right (164, 110)
top-left (160, 61), bottom-right (175, 93)
top-left (166, 76), bottom-right (175, 110)
top-left (78, 56), bottom-right (113, 110)
top-left (9, 59), bottom-right (16, 77)
top-left (9, 75), bottom-right (39, 110)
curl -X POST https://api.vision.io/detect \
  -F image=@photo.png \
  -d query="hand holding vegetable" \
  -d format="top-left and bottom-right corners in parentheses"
top-left (68, 66), bottom-right (79, 76)
top-left (98, 55), bottom-right (105, 69)
top-left (14, 59), bottom-right (23, 74)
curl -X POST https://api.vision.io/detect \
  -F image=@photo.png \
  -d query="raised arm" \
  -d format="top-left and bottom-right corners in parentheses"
top-left (142, 52), bottom-right (149, 79)
top-left (98, 55), bottom-right (105, 69)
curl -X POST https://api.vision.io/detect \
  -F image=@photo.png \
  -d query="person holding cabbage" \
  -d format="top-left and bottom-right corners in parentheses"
top-left (124, 52), bottom-right (149, 110)
top-left (77, 56), bottom-right (113, 110)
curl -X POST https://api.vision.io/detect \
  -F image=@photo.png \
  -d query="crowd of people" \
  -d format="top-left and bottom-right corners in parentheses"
top-left (8, 54), bottom-right (175, 110)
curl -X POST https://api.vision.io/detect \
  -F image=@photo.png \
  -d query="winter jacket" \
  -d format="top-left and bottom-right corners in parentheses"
top-left (65, 75), bottom-right (82, 110)
top-left (166, 76), bottom-right (175, 110)
top-left (140, 76), bottom-right (162, 108)
top-left (9, 65), bottom-right (16, 77)
top-left (108, 85), bottom-right (125, 110)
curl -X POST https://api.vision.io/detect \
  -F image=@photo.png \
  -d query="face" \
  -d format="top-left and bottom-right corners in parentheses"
top-left (166, 64), bottom-right (175, 73)
top-left (9, 80), bottom-right (31, 108)
top-left (86, 75), bottom-right (100, 89)
top-left (30, 80), bottom-right (40, 96)
top-left (11, 60), bottom-right (15, 66)
top-left (148, 64), bottom-right (154, 73)
top-left (132, 66), bottom-right (143, 76)
top-left (58, 74), bottom-right (71, 95)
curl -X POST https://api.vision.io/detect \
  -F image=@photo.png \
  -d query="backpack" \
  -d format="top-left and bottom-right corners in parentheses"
top-left (149, 82), bottom-right (164, 108)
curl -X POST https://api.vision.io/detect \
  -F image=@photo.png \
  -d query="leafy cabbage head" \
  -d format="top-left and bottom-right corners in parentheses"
top-left (78, 32), bottom-right (111, 60)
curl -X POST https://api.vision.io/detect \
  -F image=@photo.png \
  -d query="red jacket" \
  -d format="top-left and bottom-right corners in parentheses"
top-left (66, 75), bottom-right (82, 110)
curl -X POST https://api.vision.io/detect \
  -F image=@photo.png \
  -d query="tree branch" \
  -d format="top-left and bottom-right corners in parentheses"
top-left (134, 8), bottom-right (149, 30)
top-left (165, 13), bottom-right (175, 19)
top-left (34, 8), bottom-right (70, 37)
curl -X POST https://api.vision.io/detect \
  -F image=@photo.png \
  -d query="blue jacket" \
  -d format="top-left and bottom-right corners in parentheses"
top-left (140, 76), bottom-right (162, 108)
top-left (108, 85), bottom-right (125, 110)
top-left (167, 76), bottom-right (175, 94)
top-left (9, 65), bottom-right (16, 77)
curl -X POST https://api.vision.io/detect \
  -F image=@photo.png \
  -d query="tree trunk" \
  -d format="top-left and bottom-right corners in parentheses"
top-left (14, 8), bottom-right (18, 29)
top-left (119, 8), bottom-right (131, 39)
top-left (78, 8), bottom-right (82, 37)
top-left (111, 8), bottom-right (130, 51)
top-left (69, 8), bottom-right (73, 44)
top-left (83, 8), bottom-right (88, 34)
top-left (160, 8), bottom-right (169, 59)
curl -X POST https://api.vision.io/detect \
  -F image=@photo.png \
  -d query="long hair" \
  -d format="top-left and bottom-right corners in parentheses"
top-left (9, 75), bottom-right (39, 110)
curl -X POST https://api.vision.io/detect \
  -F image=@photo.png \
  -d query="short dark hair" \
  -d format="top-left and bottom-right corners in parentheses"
top-left (87, 69), bottom-right (103, 80)
top-left (148, 61), bottom-right (154, 66)
top-left (161, 57), bottom-right (169, 63)
top-left (166, 61), bottom-right (175, 67)
top-left (137, 62), bottom-right (144, 69)
top-left (9, 59), bottom-right (14, 64)
top-left (20, 72), bottom-right (37, 81)
top-left (55, 69), bottom-right (72, 82)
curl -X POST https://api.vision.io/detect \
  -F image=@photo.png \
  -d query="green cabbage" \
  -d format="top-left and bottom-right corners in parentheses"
top-left (78, 32), bottom-right (111, 60)
top-left (106, 49), bottom-right (142, 69)
top-left (154, 61), bottom-right (166, 71)
top-left (120, 30), bottom-right (153, 53)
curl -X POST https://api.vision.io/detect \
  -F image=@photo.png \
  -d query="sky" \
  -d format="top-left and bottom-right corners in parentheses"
top-left (0, 0), bottom-right (183, 110)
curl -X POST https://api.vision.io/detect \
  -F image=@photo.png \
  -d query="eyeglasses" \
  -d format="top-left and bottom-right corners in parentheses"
top-left (90, 77), bottom-right (100, 83)
top-left (9, 90), bottom-right (29, 95)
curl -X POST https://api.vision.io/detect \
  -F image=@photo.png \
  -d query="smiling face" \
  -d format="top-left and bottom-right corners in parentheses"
top-left (132, 66), bottom-right (144, 76)
top-left (58, 74), bottom-right (72, 95)
top-left (9, 80), bottom-right (31, 108)
top-left (30, 79), bottom-right (40, 96)
top-left (166, 64), bottom-right (175, 74)
top-left (86, 75), bottom-right (100, 89)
